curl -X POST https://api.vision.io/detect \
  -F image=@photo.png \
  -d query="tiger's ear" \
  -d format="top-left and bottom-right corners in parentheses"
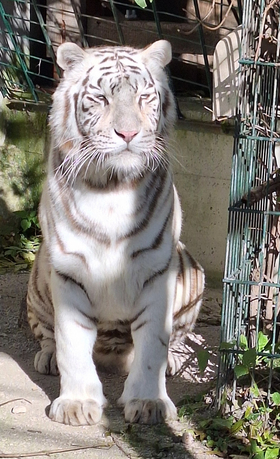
top-left (141, 40), bottom-right (172, 70)
top-left (57, 42), bottom-right (86, 71)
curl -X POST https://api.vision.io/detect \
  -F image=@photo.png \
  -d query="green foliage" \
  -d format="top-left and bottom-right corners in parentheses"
top-left (197, 349), bottom-right (210, 374)
top-left (134, 0), bottom-right (152, 8)
top-left (0, 210), bottom-right (41, 273)
top-left (181, 332), bottom-right (280, 458)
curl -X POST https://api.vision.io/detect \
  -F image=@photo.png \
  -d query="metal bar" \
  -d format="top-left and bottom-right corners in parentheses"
top-left (30, 0), bottom-right (61, 78)
top-left (109, 0), bottom-right (125, 45)
top-left (227, 0), bottom-right (242, 25)
top-left (0, 2), bottom-right (38, 102)
top-left (192, 0), bottom-right (212, 97)
top-left (220, 0), bottom-right (224, 24)
top-left (70, 0), bottom-right (88, 48)
top-left (237, 0), bottom-right (243, 24)
top-left (151, 0), bottom-right (163, 39)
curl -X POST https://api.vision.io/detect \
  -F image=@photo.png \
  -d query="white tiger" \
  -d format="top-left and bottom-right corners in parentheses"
top-left (27, 40), bottom-right (204, 426)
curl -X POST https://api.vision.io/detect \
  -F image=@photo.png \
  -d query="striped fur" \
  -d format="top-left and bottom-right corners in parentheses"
top-left (27, 40), bottom-right (204, 426)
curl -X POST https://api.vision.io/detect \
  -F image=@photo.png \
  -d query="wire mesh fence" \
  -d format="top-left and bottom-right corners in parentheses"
top-left (0, 0), bottom-right (242, 107)
top-left (218, 0), bottom-right (280, 408)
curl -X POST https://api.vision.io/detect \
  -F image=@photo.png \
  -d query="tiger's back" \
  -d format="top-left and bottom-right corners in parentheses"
top-left (27, 39), bottom-right (204, 426)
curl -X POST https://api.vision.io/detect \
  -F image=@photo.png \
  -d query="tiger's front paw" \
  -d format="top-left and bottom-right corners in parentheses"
top-left (34, 349), bottom-right (58, 375)
top-left (49, 397), bottom-right (104, 425)
top-left (122, 398), bottom-right (177, 424)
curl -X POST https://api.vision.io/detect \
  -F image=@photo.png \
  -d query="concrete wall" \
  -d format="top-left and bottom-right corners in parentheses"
top-left (0, 97), bottom-right (234, 284)
top-left (174, 99), bottom-right (233, 286)
top-left (0, 97), bottom-right (47, 232)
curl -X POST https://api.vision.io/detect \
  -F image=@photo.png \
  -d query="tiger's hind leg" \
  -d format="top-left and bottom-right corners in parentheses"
top-left (27, 243), bottom-right (58, 375)
top-left (34, 338), bottom-right (58, 375)
top-left (167, 241), bottom-right (204, 376)
top-left (93, 321), bottom-right (134, 375)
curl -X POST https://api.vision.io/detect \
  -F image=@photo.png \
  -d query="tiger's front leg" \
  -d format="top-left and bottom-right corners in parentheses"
top-left (48, 269), bottom-right (106, 426)
top-left (118, 270), bottom-right (177, 424)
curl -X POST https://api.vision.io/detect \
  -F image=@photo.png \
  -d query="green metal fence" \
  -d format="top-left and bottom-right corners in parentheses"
top-left (218, 0), bottom-right (280, 408)
top-left (0, 0), bottom-right (242, 107)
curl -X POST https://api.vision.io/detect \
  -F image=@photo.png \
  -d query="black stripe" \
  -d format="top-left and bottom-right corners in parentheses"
top-left (162, 89), bottom-right (171, 118)
top-left (55, 187), bottom-right (111, 246)
top-left (158, 336), bottom-right (168, 347)
top-left (173, 293), bottom-right (203, 322)
top-left (97, 328), bottom-right (132, 342)
top-left (51, 146), bottom-right (65, 172)
top-left (89, 84), bottom-right (102, 91)
top-left (130, 172), bottom-right (158, 216)
top-left (74, 319), bottom-right (93, 331)
top-left (73, 92), bottom-right (80, 135)
top-left (131, 208), bottom-right (173, 258)
top-left (130, 306), bottom-right (147, 324)
top-left (31, 247), bottom-right (51, 314)
top-left (99, 56), bottom-right (114, 64)
top-left (47, 195), bottom-right (91, 262)
top-left (131, 320), bottom-right (148, 333)
top-left (143, 252), bottom-right (173, 288)
top-left (55, 270), bottom-right (91, 305)
top-left (122, 167), bottom-right (168, 239)
top-left (28, 304), bottom-right (54, 333)
top-left (82, 74), bottom-right (90, 86)
top-left (177, 246), bottom-right (185, 281)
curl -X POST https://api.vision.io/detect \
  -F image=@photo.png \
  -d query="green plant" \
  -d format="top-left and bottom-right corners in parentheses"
top-left (134, 0), bottom-right (152, 8)
top-left (0, 209), bottom-right (41, 273)
top-left (180, 333), bottom-right (280, 458)
top-left (14, 210), bottom-right (40, 236)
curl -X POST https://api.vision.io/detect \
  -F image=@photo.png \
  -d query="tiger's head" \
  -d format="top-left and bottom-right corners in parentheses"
top-left (51, 40), bottom-right (176, 185)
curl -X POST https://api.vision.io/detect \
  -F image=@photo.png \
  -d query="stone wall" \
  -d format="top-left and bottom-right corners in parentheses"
top-left (0, 97), bottom-right (48, 232)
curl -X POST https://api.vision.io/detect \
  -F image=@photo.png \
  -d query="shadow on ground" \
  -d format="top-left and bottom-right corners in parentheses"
top-left (0, 272), bottom-right (221, 459)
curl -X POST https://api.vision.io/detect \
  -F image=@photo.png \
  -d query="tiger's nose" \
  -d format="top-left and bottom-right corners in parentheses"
top-left (114, 129), bottom-right (139, 143)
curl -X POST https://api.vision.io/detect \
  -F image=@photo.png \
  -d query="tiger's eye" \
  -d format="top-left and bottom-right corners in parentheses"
top-left (139, 94), bottom-right (150, 108)
top-left (139, 94), bottom-right (149, 101)
top-left (97, 95), bottom-right (109, 105)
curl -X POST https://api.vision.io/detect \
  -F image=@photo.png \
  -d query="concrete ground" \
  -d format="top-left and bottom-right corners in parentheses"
top-left (0, 272), bottom-right (223, 459)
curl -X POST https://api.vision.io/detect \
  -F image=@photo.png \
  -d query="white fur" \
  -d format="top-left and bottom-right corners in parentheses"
top-left (27, 40), bottom-right (201, 426)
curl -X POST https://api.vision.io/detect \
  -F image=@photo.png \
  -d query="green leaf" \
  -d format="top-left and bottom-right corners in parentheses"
top-left (244, 404), bottom-right (253, 419)
top-left (254, 453), bottom-right (265, 459)
top-left (22, 252), bottom-right (36, 262)
top-left (14, 263), bottom-right (28, 272)
top-left (230, 419), bottom-right (244, 434)
top-left (134, 0), bottom-right (147, 7)
top-left (265, 448), bottom-right (280, 459)
top-left (250, 383), bottom-right (260, 398)
top-left (234, 364), bottom-right (249, 378)
top-left (257, 332), bottom-right (269, 352)
top-left (251, 439), bottom-right (260, 454)
top-left (21, 219), bottom-right (31, 231)
top-left (211, 417), bottom-right (233, 431)
top-left (243, 348), bottom-right (257, 367)
top-left (14, 210), bottom-right (27, 218)
top-left (271, 392), bottom-right (280, 406)
top-left (239, 334), bottom-right (248, 350)
top-left (220, 341), bottom-right (235, 350)
top-left (197, 349), bottom-right (210, 374)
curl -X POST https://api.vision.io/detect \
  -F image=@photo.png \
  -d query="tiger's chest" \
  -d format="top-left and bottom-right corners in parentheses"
top-left (45, 176), bottom-right (174, 319)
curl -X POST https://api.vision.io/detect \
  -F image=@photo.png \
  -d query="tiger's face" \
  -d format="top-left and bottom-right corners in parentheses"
top-left (51, 41), bottom-right (176, 183)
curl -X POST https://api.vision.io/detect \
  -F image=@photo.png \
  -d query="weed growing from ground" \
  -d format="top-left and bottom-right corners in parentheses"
top-left (179, 333), bottom-right (280, 458)
top-left (0, 210), bottom-right (41, 273)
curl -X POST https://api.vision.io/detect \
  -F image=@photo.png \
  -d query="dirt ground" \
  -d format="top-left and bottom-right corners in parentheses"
top-left (0, 272), bottom-right (223, 459)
